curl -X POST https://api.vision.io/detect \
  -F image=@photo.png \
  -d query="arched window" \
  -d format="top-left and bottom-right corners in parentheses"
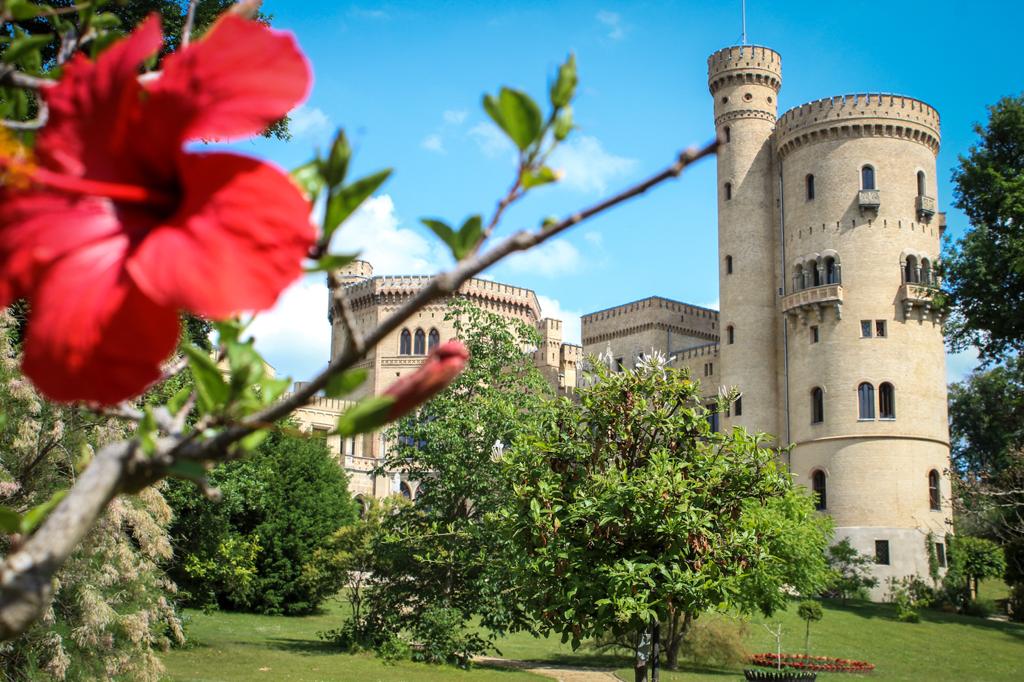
top-left (879, 382), bottom-right (895, 419)
top-left (861, 165), bottom-right (876, 190)
top-left (812, 470), bottom-right (827, 511)
top-left (806, 174), bottom-right (815, 200)
top-left (724, 182), bottom-right (732, 200)
top-left (920, 258), bottom-right (932, 287)
top-left (399, 329), bottom-right (412, 355)
top-left (723, 126), bottom-right (731, 143)
top-left (428, 328), bottom-right (440, 351)
top-left (858, 382), bottom-right (875, 420)
top-left (414, 329), bottom-right (426, 355)
top-left (917, 170), bottom-right (926, 196)
top-left (793, 264), bottom-right (804, 291)
top-left (399, 481), bottom-right (412, 499)
top-left (825, 256), bottom-right (838, 284)
top-left (903, 255), bottom-right (920, 284)
top-left (928, 470), bottom-right (941, 510)
top-left (810, 260), bottom-right (821, 287)
top-left (811, 387), bottom-right (824, 424)
top-left (727, 325), bottom-right (735, 345)
top-left (726, 255), bottom-right (733, 274)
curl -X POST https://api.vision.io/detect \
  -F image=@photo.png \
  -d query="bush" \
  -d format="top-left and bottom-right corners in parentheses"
top-left (167, 429), bottom-right (356, 614)
top-left (410, 606), bottom-right (491, 668)
top-left (962, 599), bottom-right (995, 618)
top-left (681, 617), bottom-right (750, 668)
top-left (886, 576), bottom-right (933, 623)
top-left (824, 539), bottom-right (877, 603)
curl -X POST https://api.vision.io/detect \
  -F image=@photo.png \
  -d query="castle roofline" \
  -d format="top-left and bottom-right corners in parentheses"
top-left (581, 295), bottom-right (719, 321)
top-left (778, 92), bottom-right (939, 122)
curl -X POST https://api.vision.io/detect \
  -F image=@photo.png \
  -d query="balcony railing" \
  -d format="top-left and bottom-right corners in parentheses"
top-left (899, 283), bottom-right (941, 322)
top-left (916, 194), bottom-right (936, 220)
top-left (781, 284), bottom-right (844, 322)
top-left (858, 189), bottom-right (880, 210)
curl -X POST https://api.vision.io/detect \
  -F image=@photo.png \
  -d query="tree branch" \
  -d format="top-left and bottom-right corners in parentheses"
top-left (0, 139), bottom-right (716, 639)
top-left (181, 0), bottom-right (200, 48)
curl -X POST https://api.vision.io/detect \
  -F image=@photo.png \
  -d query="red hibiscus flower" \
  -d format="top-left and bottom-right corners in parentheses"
top-left (384, 340), bottom-right (470, 420)
top-left (0, 14), bottom-right (315, 404)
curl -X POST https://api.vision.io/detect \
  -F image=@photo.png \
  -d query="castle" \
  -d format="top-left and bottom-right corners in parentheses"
top-left (295, 43), bottom-right (952, 594)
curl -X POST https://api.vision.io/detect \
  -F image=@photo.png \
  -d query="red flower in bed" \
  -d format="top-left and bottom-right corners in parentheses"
top-left (0, 14), bottom-right (315, 404)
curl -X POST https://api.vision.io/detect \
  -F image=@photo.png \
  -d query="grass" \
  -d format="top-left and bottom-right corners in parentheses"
top-left (162, 594), bottom-right (1024, 681)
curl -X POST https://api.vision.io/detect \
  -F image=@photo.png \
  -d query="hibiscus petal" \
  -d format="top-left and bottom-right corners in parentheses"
top-left (0, 191), bottom-right (120, 307)
top-left (127, 152), bottom-right (315, 319)
top-left (145, 14), bottom-right (311, 143)
top-left (37, 14), bottom-right (164, 182)
top-left (22, 236), bottom-right (179, 404)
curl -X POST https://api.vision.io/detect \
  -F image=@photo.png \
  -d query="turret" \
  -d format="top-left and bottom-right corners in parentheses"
top-left (707, 45), bottom-right (783, 437)
top-left (329, 259), bottom-right (374, 360)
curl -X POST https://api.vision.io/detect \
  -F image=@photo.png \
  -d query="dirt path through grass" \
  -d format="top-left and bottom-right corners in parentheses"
top-left (476, 656), bottom-right (622, 682)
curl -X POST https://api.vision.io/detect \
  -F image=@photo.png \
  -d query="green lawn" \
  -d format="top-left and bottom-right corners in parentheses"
top-left (162, 596), bottom-right (1024, 681)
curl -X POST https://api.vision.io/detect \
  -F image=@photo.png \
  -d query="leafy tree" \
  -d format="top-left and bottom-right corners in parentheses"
top-left (945, 94), bottom-right (1024, 362)
top-left (824, 538), bottom-right (879, 605)
top-left (0, 310), bottom-right (184, 680)
top-left (797, 600), bottom-right (823, 654)
top-left (945, 535), bottom-right (1006, 605)
top-left (166, 429), bottom-right (356, 615)
top-left (495, 355), bottom-right (831, 681)
top-left (349, 298), bottom-right (552, 658)
top-left (948, 358), bottom-right (1024, 477)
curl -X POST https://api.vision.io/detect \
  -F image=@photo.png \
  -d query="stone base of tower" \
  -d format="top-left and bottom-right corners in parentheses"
top-left (834, 526), bottom-right (948, 601)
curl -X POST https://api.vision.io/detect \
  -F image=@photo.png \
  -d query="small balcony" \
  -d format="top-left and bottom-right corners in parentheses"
top-left (916, 194), bottom-right (936, 220)
top-left (899, 283), bottom-right (940, 322)
top-left (858, 189), bottom-right (880, 211)
top-left (781, 284), bottom-right (844, 323)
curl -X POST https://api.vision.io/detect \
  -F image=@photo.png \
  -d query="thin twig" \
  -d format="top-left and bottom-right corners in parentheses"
top-left (0, 67), bottom-right (54, 90)
top-left (2, 100), bottom-right (47, 130)
top-left (328, 271), bottom-right (366, 357)
top-left (181, 0), bottom-right (200, 48)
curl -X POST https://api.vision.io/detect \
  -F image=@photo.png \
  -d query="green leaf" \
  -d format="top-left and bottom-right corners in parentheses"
top-left (184, 345), bottom-right (229, 413)
top-left (325, 368), bottom-right (368, 398)
top-left (0, 506), bottom-right (21, 534)
top-left (138, 407), bottom-right (158, 456)
top-left (258, 376), bottom-right (291, 404)
top-left (335, 395), bottom-right (396, 437)
top-left (291, 159), bottom-right (325, 200)
top-left (550, 53), bottom-right (578, 108)
top-left (240, 429), bottom-right (270, 452)
top-left (422, 218), bottom-right (457, 253)
top-left (305, 253), bottom-right (358, 274)
top-left (321, 129), bottom-right (351, 187)
top-left (214, 319), bottom-right (245, 346)
top-left (167, 459), bottom-right (207, 482)
top-left (227, 340), bottom-right (265, 391)
top-left (2, 33), bottom-right (51, 63)
top-left (553, 106), bottom-right (574, 141)
top-left (324, 169), bottom-right (393, 240)
top-left (21, 489), bottom-right (66, 535)
top-left (8, 2), bottom-right (47, 21)
top-left (522, 166), bottom-right (559, 189)
top-left (89, 12), bottom-right (121, 30)
top-left (455, 215), bottom-right (483, 259)
top-left (483, 87), bottom-right (543, 151)
top-left (167, 385), bottom-right (193, 415)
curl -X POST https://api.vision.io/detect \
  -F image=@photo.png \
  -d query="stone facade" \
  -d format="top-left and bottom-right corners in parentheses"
top-left (579, 44), bottom-right (952, 596)
top-left (293, 260), bottom-right (579, 500)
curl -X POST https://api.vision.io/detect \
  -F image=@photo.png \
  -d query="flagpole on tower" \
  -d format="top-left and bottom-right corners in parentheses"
top-left (741, 0), bottom-right (747, 45)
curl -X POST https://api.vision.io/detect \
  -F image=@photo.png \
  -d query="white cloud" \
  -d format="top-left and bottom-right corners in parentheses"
top-left (331, 194), bottom-right (449, 275)
top-left (504, 239), bottom-right (581, 277)
top-left (288, 105), bottom-right (331, 139)
top-left (550, 135), bottom-right (638, 193)
top-left (946, 347), bottom-right (981, 384)
top-left (469, 121), bottom-right (513, 158)
top-left (582, 231), bottom-right (604, 248)
top-left (248, 276), bottom-right (331, 382)
top-left (421, 133), bottom-right (445, 153)
top-left (536, 295), bottom-right (583, 345)
top-left (699, 298), bottom-right (720, 311)
top-left (596, 10), bottom-right (625, 41)
top-left (443, 109), bottom-right (468, 125)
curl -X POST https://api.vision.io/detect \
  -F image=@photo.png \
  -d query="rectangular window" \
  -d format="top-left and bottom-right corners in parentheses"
top-left (861, 320), bottom-right (872, 338)
top-left (810, 326), bottom-right (819, 343)
top-left (876, 320), bottom-right (887, 337)
top-left (735, 396), bottom-right (743, 416)
top-left (615, 357), bottom-right (624, 372)
top-left (875, 539), bottom-right (890, 565)
top-left (706, 407), bottom-right (719, 433)
top-left (936, 542), bottom-right (947, 568)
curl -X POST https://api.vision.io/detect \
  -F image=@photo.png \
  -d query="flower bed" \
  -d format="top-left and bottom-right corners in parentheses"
top-left (750, 653), bottom-right (875, 673)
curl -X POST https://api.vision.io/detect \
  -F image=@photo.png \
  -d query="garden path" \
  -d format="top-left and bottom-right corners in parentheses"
top-left (475, 656), bottom-right (622, 681)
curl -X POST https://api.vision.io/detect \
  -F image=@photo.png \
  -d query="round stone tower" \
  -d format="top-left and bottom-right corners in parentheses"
top-left (775, 94), bottom-right (951, 588)
top-left (329, 259), bottom-right (374, 359)
top-left (707, 45), bottom-right (783, 437)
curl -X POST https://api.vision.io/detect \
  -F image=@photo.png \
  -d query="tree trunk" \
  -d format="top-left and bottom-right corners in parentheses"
top-left (651, 620), bottom-right (660, 682)
top-left (664, 609), bottom-right (693, 670)
top-left (634, 627), bottom-right (650, 682)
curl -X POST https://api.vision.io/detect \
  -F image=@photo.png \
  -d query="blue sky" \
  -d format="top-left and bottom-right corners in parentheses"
top-left (242, 0), bottom-right (1023, 384)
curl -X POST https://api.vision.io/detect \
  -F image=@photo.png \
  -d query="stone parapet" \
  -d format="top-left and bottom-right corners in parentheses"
top-left (707, 45), bottom-right (782, 94)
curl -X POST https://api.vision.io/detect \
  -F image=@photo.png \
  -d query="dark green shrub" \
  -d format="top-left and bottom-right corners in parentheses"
top-left (410, 606), bottom-right (490, 668)
top-left (963, 599), bottom-right (995, 618)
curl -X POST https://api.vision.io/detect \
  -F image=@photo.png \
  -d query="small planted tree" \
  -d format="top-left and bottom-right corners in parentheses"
top-left (797, 601), bottom-right (823, 654)
top-left (825, 538), bottom-right (879, 604)
top-left (945, 535), bottom-right (1006, 607)
top-left (496, 354), bottom-right (831, 681)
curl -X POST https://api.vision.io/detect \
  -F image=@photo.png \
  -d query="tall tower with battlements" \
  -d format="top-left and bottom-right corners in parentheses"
top-left (708, 46), bottom-right (783, 438)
